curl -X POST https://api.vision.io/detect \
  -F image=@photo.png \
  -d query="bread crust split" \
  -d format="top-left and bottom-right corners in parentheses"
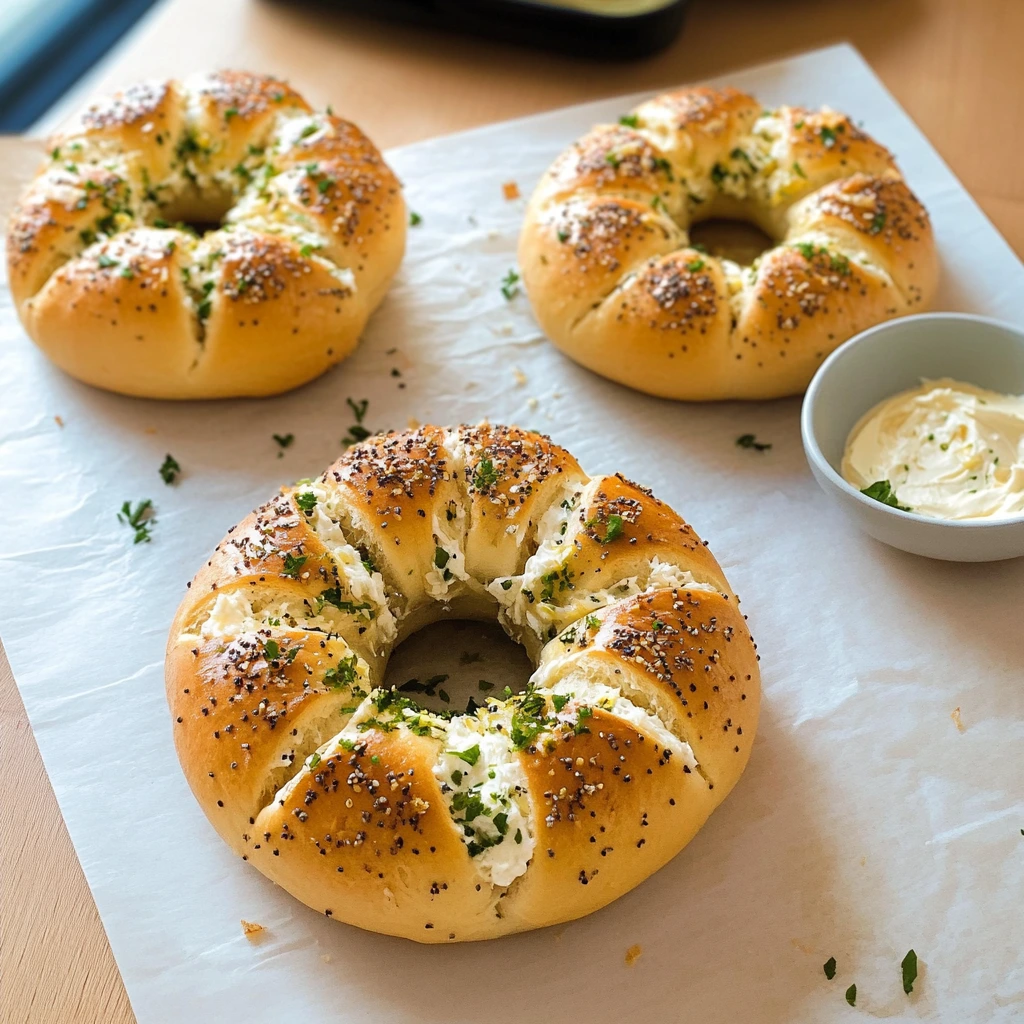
top-left (518, 86), bottom-right (938, 401)
top-left (167, 425), bottom-right (761, 942)
top-left (6, 71), bottom-right (405, 399)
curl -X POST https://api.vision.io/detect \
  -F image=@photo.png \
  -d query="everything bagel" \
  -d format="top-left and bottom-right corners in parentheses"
top-left (518, 86), bottom-right (938, 401)
top-left (6, 71), bottom-right (405, 399)
top-left (166, 426), bottom-right (760, 942)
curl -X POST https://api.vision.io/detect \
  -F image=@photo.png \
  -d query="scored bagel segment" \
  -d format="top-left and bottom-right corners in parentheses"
top-left (7, 71), bottom-right (404, 399)
top-left (167, 425), bottom-right (760, 942)
top-left (518, 84), bottom-right (937, 401)
top-left (166, 631), bottom-right (371, 853)
top-left (175, 490), bottom-right (396, 666)
top-left (539, 587), bottom-right (760, 799)
top-left (491, 472), bottom-right (734, 658)
top-left (454, 424), bottom-right (590, 583)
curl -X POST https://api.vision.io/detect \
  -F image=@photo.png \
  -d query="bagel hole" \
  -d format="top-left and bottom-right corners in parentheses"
top-left (380, 620), bottom-right (533, 717)
top-left (688, 218), bottom-right (774, 266)
top-left (149, 188), bottom-right (234, 237)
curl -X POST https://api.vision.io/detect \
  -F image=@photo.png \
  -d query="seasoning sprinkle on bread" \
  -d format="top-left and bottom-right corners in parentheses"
top-left (518, 86), bottom-right (937, 400)
top-left (167, 425), bottom-right (760, 942)
top-left (7, 71), bottom-right (405, 399)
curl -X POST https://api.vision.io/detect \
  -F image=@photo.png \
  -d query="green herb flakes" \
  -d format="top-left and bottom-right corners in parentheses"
top-left (473, 457), bottom-right (499, 490)
top-left (159, 454), bottom-right (181, 485)
top-left (901, 949), bottom-right (918, 995)
top-left (118, 500), bottom-right (155, 544)
top-left (409, 211), bottom-right (422, 226)
top-left (823, 957), bottom-right (837, 980)
top-left (448, 744), bottom-right (481, 766)
top-left (281, 553), bottom-right (308, 577)
top-left (736, 433), bottom-right (772, 452)
top-left (845, 984), bottom-right (856, 1006)
top-left (501, 269), bottom-right (521, 300)
top-left (860, 479), bottom-right (912, 512)
top-left (295, 491), bottom-right (317, 512)
top-left (618, 114), bottom-right (639, 128)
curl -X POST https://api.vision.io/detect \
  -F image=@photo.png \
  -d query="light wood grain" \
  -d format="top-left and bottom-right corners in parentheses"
top-left (3, 1), bottom-right (1023, 1020)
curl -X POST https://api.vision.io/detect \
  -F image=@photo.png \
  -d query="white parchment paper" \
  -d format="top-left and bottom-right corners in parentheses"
top-left (2, 44), bottom-right (1022, 1023)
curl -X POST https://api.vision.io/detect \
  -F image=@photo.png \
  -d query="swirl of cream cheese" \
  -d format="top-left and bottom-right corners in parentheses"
top-left (842, 378), bottom-right (1024, 520)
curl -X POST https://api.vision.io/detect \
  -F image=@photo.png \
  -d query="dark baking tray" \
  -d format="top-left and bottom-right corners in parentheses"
top-left (278, 0), bottom-right (690, 60)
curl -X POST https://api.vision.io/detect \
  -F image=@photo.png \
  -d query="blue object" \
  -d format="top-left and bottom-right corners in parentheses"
top-left (0, 0), bottom-right (158, 132)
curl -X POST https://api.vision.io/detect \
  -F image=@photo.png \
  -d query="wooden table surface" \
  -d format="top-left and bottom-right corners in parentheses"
top-left (2, 1), bottom-right (1022, 1020)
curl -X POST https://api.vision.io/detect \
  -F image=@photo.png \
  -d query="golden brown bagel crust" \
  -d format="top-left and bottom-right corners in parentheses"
top-left (519, 87), bottom-right (937, 401)
top-left (6, 71), bottom-right (404, 399)
top-left (167, 426), bottom-right (761, 942)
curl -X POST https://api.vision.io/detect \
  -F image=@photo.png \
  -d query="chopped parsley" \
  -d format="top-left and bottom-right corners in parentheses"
top-left (97, 253), bottom-right (117, 268)
top-left (224, 106), bottom-right (239, 121)
top-left (342, 424), bottom-right (371, 447)
top-left (823, 957), bottom-right (837, 980)
top-left (409, 211), bottom-right (422, 226)
top-left (323, 654), bottom-right (359, 690)
top-left (793, 161), bottom-right (807, 178)
top-left (159, 453), bottom-right (181, 485)
top-left (845, 984), bottom-right (856, 1007)
top-left (539, 565), bottom-right (574, 602)
top-left (552, 693), bottom-right (570, 713)
top-left (317, 586), bottom-right (373, 617)
top-left (473, 457), bottom-right (499, 490)
top-left (869, 212), bottom-right (887, 235)
top-left (341, 397), bottom-right (371, 447)
top-left (687, 258), bottom-right (705, 272)
top-left (434, 546), bottom-right (453, 581)
top-left (280, 552), bottom-right (308, 577)
top-left (273, 433), bottom-right (294, 449)
top-left (295, 491), bottom-right (317, 512)
top-left (447, 744), bottom-right (481, 766)
top-left (601, 513), bottom-right (625, 542)
top-left (604, 152), bottom-right (621, 168)
top-left (901, 949), bottom-right (918, 994)
top-left (347, 397), bottom-right (368, 423)
top-left (500, 269), bottom-right (520, 300)
top-left (820, 125), bottom-right (839, 148)
top-left (118, 499), bottom-right (155, 544)
top-left (398, 674), bottom-right (448, 697)
top-left (860, 479), bottom-right (912, 511)
top-left (510, 688), bottom-right (550, 750)
top-left (307, 751), bottom-right (321, 769)
top-left (264, 638), bottom-right (280, 660)
top-left (736, 433), bottom-right (772, 452)
top-left (618, 113), bottom-right (639, 128)
top-left (585, 614), bottom-right (601, 630)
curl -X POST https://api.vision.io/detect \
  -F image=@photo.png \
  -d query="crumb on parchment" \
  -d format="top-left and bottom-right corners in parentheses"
top-left (951, 707), bottom-right (965, 732)
top-left (513, 367), bottom-right (527, 387)
top-left (54, 415), bottom-right (64, 428)
top-left (241, 919), bottom-right (265, 939)
top-left (625, 944), bottom-right (643, 966)
top-left (502, 181), bottom-right (520, 200)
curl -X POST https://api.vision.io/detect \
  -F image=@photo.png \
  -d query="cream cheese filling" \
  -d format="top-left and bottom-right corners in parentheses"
top-left (432, 712), bottom-right (535, 889)
top-left (842, 378), bottom-right (1024, 520)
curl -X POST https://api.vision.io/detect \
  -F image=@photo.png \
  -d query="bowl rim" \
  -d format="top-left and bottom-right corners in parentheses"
top-left (800, 311), bottom-right (1024, 531)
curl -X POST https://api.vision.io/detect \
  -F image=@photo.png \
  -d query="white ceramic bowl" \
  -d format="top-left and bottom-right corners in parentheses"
top-left (801, 312), bottom-right (1024, 562)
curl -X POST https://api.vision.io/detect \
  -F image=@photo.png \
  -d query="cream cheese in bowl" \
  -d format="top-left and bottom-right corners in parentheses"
top-left (841, 378), bottom-right (1024, 521)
